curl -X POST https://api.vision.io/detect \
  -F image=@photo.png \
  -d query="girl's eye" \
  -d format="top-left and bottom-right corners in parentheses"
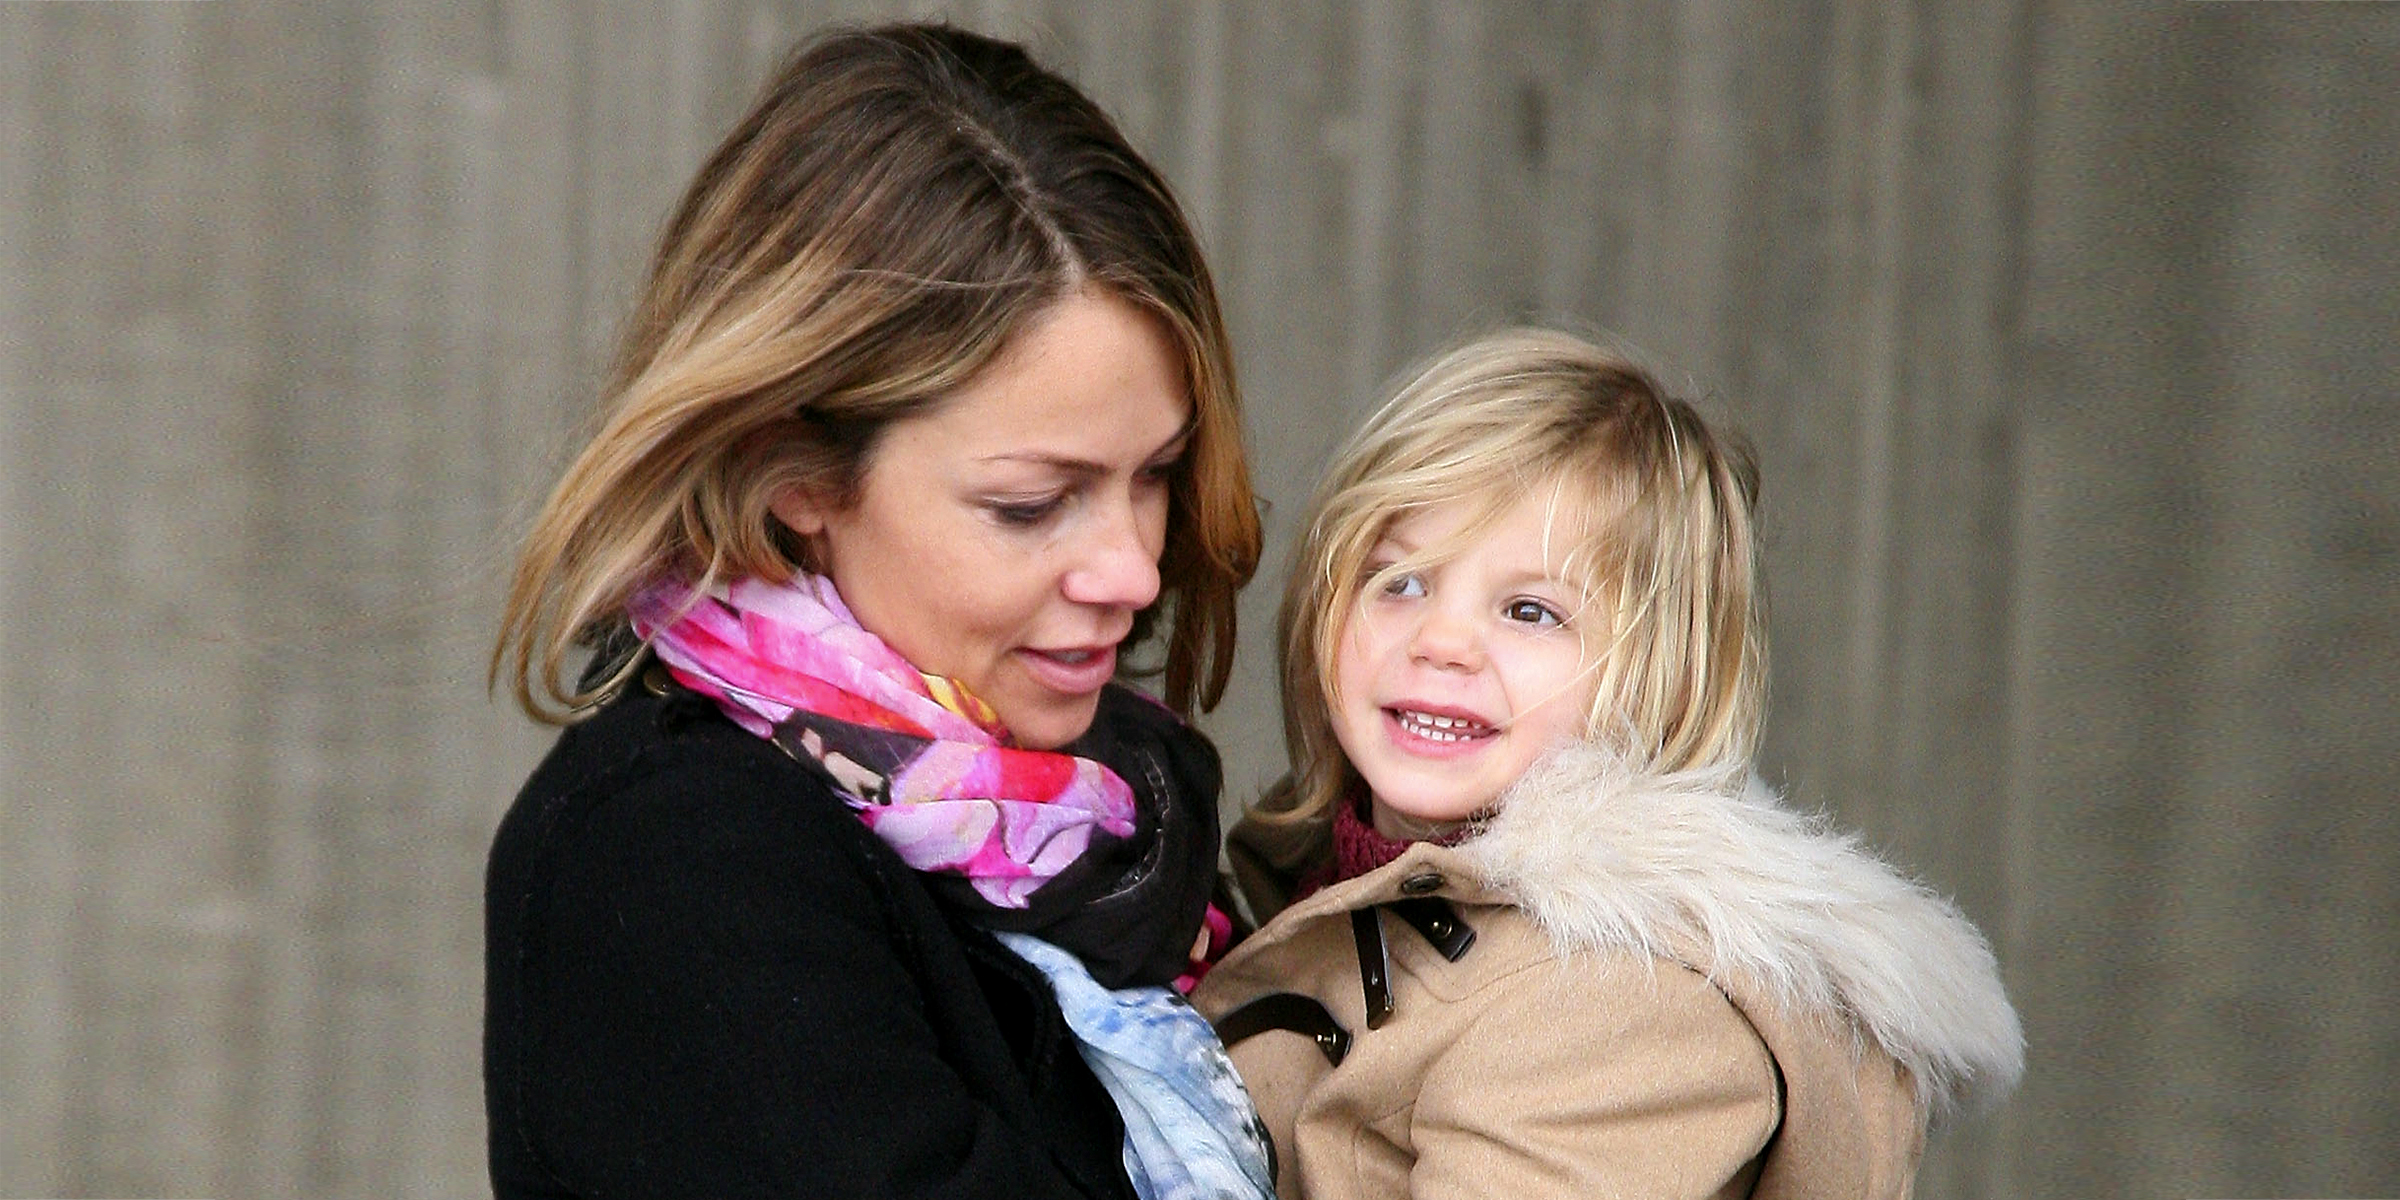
top-left (987, 496), bottom-right (1064, 527)
top-left (1505, 598), bottom-right (1565, 627)
top-left (1381, 571), bottom-right (1427, 599)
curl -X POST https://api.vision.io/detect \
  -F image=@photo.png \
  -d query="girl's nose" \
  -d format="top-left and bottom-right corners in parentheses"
top-left (1060, 494), bottom-right (1165, 611)
top-left (1409, 603), bottom-right (1483, 670)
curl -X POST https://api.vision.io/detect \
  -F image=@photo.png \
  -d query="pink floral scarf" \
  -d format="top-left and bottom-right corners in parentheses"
top-left (628, 573), bottom-right (1138, 910)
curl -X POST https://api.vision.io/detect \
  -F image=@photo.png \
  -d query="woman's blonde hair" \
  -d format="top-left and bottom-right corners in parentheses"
top-left (494, 24), bottom-right (1259, 722)
top-left (1269, 328), bottom-right (1764, 825)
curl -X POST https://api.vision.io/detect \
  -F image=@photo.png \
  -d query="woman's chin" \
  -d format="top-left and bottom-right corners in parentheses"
top-left (995, 692), bottom-right (1105, 751)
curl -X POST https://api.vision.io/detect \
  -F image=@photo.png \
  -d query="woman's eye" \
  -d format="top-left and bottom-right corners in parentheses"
top-left (1505, 598), bottom-right (1565, 627)
top-left (987, 496), bottom-right (1064, 526)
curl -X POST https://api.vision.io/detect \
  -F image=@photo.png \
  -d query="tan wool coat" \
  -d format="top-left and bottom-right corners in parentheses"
top-left (1192, 746), bottom-right (2024, 1200)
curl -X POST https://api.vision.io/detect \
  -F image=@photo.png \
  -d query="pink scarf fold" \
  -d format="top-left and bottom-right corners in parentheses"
top-left (629, 573), bottom-right (1138, 909)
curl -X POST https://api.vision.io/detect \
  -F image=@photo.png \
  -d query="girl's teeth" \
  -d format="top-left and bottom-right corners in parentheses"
top-left (1397, 710), bottom-right (1486, 740)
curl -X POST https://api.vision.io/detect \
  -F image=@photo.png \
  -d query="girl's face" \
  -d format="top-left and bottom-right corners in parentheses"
top-left (1331, 488), bottom-right (1601, 837)
top-left (770, 288), bottom-right (1191, 749)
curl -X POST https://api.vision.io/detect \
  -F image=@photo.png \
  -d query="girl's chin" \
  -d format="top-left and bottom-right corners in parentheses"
top-left (1366, 794), bottom-right (1484, 840)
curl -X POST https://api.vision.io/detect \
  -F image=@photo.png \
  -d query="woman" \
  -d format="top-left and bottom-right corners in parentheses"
top-left (485, 25), bottom-right (1263, 1199)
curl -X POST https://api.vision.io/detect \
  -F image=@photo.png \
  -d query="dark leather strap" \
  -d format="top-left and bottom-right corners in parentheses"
top-left (1352, 907), bottom-right (1394, 1029)
top-left (1215, 901), bottom-right (1474, 1070)
top-left (1384, 896), bottom-right (1476, 961)
top-left (1213, 992), bottom-right (1352, 1066)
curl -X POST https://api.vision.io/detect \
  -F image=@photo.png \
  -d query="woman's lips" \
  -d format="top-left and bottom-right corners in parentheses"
top-left (1017, 644), bottom-right (1119, 695)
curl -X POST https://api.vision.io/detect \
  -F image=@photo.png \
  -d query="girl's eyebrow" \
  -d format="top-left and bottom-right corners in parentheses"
top-left (1501, 566), bottom-right (1577, 591)
top-left (1373, 536), bottom-right (1570, 590)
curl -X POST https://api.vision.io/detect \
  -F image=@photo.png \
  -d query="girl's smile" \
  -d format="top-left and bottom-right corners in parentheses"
top-left (1382, 704), bottom-right (1500, 752)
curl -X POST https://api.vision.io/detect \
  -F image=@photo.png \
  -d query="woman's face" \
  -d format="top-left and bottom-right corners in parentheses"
top-left (772, 289), bottom-right (1192, 749)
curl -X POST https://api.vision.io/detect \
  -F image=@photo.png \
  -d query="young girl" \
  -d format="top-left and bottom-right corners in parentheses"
top-left (1191, 330), bottom-right (2023, 1199)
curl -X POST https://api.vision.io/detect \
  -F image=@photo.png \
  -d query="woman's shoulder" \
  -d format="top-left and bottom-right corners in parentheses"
top-left (491, 681), bottom-right (884, 896)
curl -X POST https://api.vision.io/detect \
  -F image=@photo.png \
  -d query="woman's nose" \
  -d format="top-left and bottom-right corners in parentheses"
top-left (1060, 494), bottom-right (1164, 611)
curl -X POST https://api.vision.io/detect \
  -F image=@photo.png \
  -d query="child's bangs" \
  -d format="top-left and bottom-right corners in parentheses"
top-left (1347, 462), bottom-right (1626, 638)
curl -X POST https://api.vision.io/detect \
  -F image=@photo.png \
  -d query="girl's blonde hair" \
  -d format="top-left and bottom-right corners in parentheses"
top-left (1270, 328), bottom-right (1763, 825)
top-left (493, 24), bottom-right (1260, 722)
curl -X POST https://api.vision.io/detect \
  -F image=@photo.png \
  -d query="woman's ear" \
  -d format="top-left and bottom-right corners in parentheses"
top-left (768, 484), bottom-right (829, 538)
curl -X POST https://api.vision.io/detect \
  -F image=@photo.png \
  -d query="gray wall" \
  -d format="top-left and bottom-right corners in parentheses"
top-left (3, 3), bottom-right (2392, 1199)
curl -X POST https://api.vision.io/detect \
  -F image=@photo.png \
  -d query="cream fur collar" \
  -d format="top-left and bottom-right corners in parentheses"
top-left (1458, 742), bottom-right (2025, 1117)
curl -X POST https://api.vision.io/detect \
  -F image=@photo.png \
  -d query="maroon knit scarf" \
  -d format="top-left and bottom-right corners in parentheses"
top-left (1309, 791), bottom-right (1474, 892)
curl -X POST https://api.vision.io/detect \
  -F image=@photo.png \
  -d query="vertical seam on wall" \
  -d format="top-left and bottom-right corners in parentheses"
top-left (1848, 0), bottom-right (1913, 750)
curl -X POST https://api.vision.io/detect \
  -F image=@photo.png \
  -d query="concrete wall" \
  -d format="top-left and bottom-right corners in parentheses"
top-left (3, 3), bottom-right (2391, 1198)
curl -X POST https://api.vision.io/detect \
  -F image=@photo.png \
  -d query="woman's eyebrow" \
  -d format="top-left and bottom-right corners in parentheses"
top-left (979, 415), bottom-right (1197, 474)
top-left (979, 450), bottom-right (1109, 476)
top-left (1144, 410), bottom-right (1200, 461)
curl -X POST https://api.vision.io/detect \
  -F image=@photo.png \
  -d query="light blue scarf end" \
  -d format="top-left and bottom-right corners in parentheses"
top-left (996, 932), bottom-right (1275, 1200)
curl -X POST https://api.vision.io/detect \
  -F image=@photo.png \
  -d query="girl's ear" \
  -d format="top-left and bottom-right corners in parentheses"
top-left (767, 483), bottom-right (830, 537)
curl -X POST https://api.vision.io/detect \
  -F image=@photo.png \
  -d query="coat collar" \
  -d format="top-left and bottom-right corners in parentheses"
top-left (1237, 745), bottom-right (2024, 1119)
top-left (1449, 743), bottom-right (2025, 1118)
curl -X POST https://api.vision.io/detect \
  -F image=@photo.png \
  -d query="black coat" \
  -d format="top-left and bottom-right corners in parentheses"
top-left (484, 671), bottom-right (1222, 1199)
